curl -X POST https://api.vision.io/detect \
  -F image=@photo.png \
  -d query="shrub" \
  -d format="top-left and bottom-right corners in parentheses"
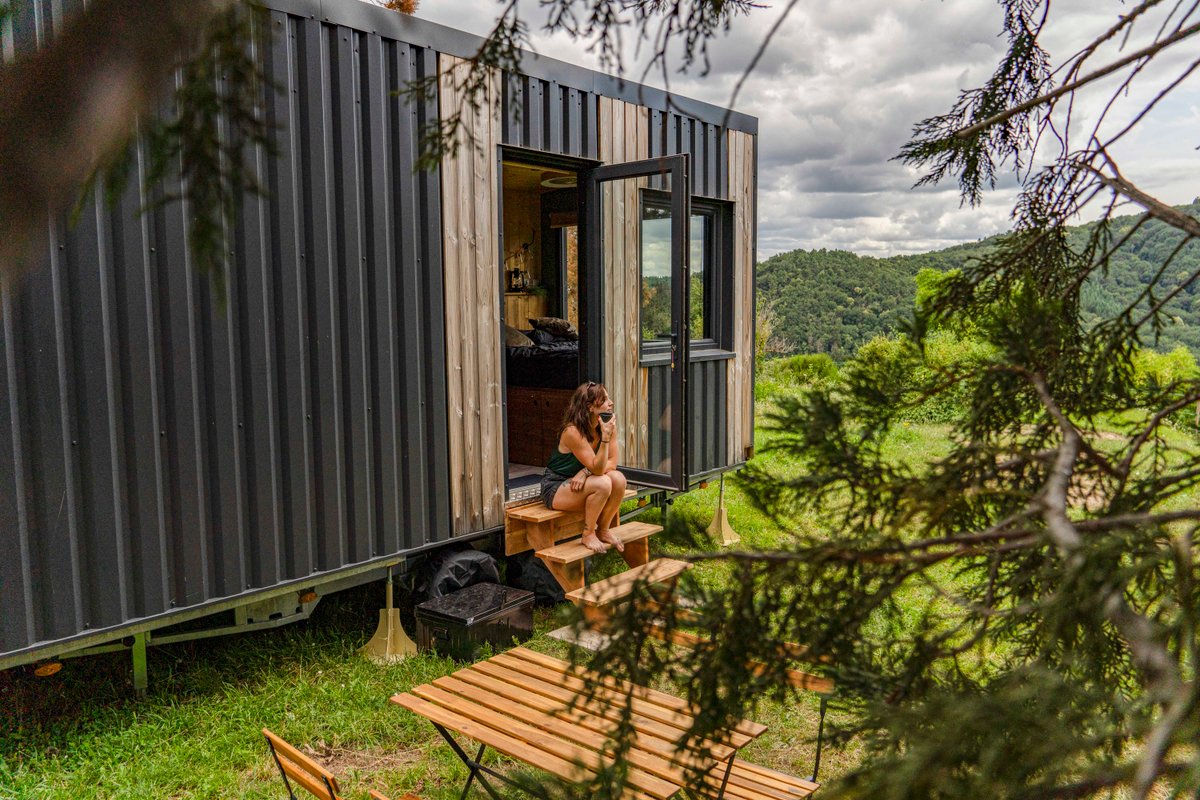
top-left (1132, 345), bottom-right (1199, 392)
top-left (756, 353), bottom-right (840, 401)
top-left (840, 332), bottom-right (997, 424)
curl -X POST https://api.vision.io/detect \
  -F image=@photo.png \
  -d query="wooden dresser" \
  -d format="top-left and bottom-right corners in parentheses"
top-left (506, 386), bottom-right (573, 466)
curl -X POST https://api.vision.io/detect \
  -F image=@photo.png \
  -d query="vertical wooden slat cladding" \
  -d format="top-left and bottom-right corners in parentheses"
top-left (439, 55), bottom-right (505, 535)
top-left (0, 6), bottom-right (451, 661)
top-left (597, 98), bottom-right (652, 468)
top-left (727, 131), bottom-right (756, 462)
top-left (501, 74), bottom-right (599, 160)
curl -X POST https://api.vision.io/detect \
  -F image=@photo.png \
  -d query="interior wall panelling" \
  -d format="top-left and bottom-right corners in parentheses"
top-left (439, 54), bottom-right (506, 535)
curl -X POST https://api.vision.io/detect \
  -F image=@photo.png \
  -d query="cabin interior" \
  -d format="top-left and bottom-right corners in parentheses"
top-left (500, 160), bottom-right (582, 499)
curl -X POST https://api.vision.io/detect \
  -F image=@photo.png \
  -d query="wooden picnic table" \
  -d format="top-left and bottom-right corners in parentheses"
top-left (390, 646), bottom-right (771, 800)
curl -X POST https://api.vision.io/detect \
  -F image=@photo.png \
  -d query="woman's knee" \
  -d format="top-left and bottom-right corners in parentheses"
top-left (608, 470), bottom-right (627, 493)
top-left (586, 473), bottom-right (613, 495)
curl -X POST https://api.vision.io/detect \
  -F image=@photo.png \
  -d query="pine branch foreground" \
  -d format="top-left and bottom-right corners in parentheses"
top-left (0, 0), bottom-right (236, 289)
top-left (577, 4), bottom-right (1200, 799)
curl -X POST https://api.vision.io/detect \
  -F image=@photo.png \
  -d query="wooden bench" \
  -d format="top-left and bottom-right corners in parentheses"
top-left (565, 558), bottom-right (692, 625)
top-left (505, 490), bottom-right (662, 593)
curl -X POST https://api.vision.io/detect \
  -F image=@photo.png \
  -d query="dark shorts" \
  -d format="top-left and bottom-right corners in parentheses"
top-left (540, 468), bottom-right (572, 508)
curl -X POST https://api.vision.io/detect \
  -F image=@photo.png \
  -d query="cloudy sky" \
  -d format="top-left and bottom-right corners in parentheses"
top-left (417, 0), bottom-right (1200, 259)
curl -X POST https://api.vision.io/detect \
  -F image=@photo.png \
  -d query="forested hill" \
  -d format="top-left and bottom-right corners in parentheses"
top-left (759, 201), bottom-right (1200, 358)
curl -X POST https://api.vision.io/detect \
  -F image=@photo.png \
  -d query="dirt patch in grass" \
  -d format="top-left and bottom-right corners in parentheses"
top-left (302, 740), bottom-right (424, 774)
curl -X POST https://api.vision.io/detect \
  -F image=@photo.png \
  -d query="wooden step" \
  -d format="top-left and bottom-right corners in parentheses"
top-left (565, 558), bottom-right (692, 608)
top-left (505, 488), bottom-right (637, 556)
top-left (507, 488), bottom-right (637, 523)
top-left (536, 521), bottom-right (662, 565)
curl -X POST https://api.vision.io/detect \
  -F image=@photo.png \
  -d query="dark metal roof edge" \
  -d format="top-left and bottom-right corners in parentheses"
top-left (268, 0), bottom-right (758, 135)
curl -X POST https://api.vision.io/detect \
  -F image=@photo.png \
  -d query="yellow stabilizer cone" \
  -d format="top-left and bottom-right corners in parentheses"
top-left (706, 474), bottom-right (740, 546)
top-left (360, 572), bottom-right (418, 663)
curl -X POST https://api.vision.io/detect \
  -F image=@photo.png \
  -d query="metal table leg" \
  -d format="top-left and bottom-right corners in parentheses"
top-left (432, 723), bottom-right (551, 800)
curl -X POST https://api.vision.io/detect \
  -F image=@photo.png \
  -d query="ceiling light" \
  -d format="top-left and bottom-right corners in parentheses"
top-left (541, 173), bottom-right (576, 188)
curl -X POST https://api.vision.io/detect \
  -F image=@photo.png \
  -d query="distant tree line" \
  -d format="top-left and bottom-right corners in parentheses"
top-left (760, 200), bottom-right (1200, 359)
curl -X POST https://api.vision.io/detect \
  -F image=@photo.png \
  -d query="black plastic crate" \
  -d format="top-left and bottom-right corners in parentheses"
top-left (414, 583), bottom-right (534, 661)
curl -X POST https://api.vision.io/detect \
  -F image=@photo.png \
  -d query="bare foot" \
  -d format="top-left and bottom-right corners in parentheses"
top-left (581, 532), bottom-right (609, 554)
top-left (597, 530), bottom-right (624, 553)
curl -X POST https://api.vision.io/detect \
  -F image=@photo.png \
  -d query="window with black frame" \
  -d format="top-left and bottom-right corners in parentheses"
top-left (640, 192), bottom-right (728, 357)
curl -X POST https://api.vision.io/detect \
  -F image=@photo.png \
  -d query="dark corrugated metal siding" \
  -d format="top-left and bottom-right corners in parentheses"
top-left (0, 5), bottom-right (451, 658)
top-left (502, 73), bottom-right (599, 159)
top-left (688, 359), bottom-right (728, 475)
top-left (645, 359), bottom-right (727, 478)
top-left (647, 111), bottom-right (727, 200)
top-left (501, 73), bottom-right (728, 202)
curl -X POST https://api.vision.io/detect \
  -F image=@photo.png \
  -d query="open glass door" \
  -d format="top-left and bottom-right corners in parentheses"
top-left (581, 155), bottom-right (689, 490)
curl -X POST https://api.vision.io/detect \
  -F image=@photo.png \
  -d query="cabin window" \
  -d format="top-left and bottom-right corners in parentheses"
top-left (640, 193), bottom-right (732, 356)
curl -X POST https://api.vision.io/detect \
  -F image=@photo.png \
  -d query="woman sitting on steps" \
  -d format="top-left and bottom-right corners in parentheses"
top-left (539, 381), bottom-right (628, 554)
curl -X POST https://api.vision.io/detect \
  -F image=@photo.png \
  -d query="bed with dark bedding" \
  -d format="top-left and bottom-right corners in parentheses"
top-left (505, 338), bottom-right (579, 389)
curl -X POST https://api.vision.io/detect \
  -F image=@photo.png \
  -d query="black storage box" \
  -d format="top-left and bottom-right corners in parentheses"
top-left (414, 583), bottom-right (534, 661)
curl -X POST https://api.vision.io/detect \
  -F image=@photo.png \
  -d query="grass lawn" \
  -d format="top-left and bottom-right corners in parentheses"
top-left (0, 419), bottom-right (892, 799)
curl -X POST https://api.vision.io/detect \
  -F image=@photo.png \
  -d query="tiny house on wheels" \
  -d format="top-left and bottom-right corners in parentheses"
top-left (0, 0), bottom-right (757, 681)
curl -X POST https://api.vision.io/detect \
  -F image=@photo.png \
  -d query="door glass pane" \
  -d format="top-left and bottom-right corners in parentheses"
top-left (603, 175), bottom-right (677, 476)
top-left (690, 212), bottom-right (707, 339)
top-left (641, 203), bottom-right (672, 341)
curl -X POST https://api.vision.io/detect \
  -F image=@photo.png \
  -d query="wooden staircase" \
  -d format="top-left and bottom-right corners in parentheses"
top-left (504, 490), bottom-right (662, 594)
top-left (565, 557), bottom-right (692, 625)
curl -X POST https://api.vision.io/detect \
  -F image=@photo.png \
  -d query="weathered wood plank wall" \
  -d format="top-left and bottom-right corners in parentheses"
top-left (597, 98), bottom-right (651, 468)
top-left (439, 55), bottom-right (506, 534)
top-left (727, 130), bottom-right (756, 460)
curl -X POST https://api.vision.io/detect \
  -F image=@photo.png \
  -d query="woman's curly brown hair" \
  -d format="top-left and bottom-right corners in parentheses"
top-left (560, 382), bottom-right (606, 443)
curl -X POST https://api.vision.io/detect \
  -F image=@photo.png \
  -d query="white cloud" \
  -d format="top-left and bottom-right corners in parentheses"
top-left (414, 0), bottom-right (1200, 258)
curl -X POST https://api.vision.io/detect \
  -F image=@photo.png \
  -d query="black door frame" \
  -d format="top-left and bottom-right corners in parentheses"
top-left (581, 153), bottom-right (690, 490)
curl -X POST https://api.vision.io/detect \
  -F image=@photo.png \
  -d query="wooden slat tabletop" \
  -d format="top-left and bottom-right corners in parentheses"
top-left (390, 647), bottom-right (769, 799)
